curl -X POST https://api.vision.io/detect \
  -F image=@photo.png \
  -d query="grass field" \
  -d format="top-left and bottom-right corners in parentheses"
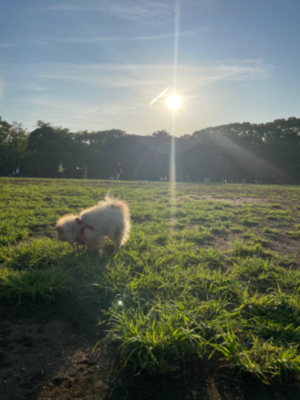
top-left (1, 178), bottom-right (300, 385)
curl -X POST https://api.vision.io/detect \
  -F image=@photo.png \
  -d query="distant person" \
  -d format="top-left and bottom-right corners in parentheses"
top-left (16, 167), bottom-right (20, 176)
top-left (77, 165), bottom-right (88, 180)
top-left (13, 171), bottom-right (15, 177)
top-left (114, 162), bottom-right (122, 181)
top-left (58, 162), bottom-right (64, 178)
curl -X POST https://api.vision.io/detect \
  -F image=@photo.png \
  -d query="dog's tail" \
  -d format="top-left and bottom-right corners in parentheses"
top-left (100, 192), bottom-right (131, 244)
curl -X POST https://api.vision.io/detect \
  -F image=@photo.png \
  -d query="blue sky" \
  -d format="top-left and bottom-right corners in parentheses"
top-left (0, 0), bottom-right (299, 136)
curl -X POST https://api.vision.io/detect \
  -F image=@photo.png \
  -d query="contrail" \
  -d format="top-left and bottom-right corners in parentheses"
top-left (149, 86), bottom-right (170, 106)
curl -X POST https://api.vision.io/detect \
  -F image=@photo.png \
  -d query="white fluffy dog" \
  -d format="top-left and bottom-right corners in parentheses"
top-left (55, 193), bottom-right (130, 253)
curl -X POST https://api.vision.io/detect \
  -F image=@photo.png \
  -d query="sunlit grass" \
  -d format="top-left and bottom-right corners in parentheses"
top-left (263, 227), bottom-right (279, 237)
top-left (2, 178), bottom-right (300, 382)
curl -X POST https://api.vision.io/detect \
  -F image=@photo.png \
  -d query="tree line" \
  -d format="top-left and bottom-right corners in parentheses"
top-left (1, 116), bottom-right (300, 183)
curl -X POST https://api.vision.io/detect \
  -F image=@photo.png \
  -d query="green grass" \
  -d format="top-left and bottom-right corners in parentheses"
top-left (239, 217), bottom-right (261, 226)
top-left (2, 178), bottom-right (300, 382)
top-left (0, 266), bottom-right (69, 302)
top-left (286, 231), bottom-right (300, 239)
top-left (0, 238), bottom-right (72, 268)
top-left (232, 241), bottom-right (270, 258)
top-left (243, 230), bottom-right (270, 247)
top-left (263, 227), bottom-right (279, 237)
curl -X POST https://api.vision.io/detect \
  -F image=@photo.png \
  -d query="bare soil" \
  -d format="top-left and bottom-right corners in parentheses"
top-left (204, 196), bottom-right (266, 205)
top-left (2, 293), bottom-right (300, 400)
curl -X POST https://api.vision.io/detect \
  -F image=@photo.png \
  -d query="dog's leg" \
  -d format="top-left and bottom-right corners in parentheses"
top-left (95, 235), bottom-right (104, 255)
top-left (112, 230), bottom-right (123, 254)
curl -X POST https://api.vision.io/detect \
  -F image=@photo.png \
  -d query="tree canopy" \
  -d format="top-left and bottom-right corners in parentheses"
top-left (1, 117), bottom-right (300, 182)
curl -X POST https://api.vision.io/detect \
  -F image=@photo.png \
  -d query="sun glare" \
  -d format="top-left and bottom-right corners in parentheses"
top-left (167, 94), bottom-right (182, 110)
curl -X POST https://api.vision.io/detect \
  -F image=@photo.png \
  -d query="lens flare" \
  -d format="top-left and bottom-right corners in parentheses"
top-left (150, 87), bottom-right (170, 106)
top-left (167, 94), bottom-right (182, 110)
top-left (169, 0), bottom-right (181, 224)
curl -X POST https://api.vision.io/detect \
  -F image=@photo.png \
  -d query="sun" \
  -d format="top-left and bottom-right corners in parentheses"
top-left (166, 93), bottom-right (182, 110)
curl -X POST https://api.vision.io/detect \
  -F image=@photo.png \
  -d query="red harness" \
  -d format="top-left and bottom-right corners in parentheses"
top-left (75, 218), bottom-right (94, 245)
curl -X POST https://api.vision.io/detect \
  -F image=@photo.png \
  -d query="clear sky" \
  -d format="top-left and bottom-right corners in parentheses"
top-left (1, 0), bottom-right (299, 136)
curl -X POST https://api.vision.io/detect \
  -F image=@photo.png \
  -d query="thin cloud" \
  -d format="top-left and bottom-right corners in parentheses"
top-left (32, 86), bottom-right (46, 91)
top-left (1, 59), bottom-right (274, 132)
top-left (1, 60), bottom-right (272, 94)
top-left (8, 79), bottom-right (47, 92)
top-left (46, 0), bottom-right (173, 21)
top-left (24, 96), bottom-right (145, 131)
top-left (25, 31), bottom-right (195, 45)
top-left (30, 60), bottom-right (273, 90)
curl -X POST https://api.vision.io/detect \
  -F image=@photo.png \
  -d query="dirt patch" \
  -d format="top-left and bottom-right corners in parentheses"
top-left (211, 228), bottom-right (300, 264)
top-left (1, 293), bottom-right (300, 400)
top-left (204, 196), bottom-right (267, 205)
top-left (268, 231), bottom-right (300, 264)
top-left (0, 295), bottom-right (109, 400)
top-left (211, 234), bottom-right (233, 252)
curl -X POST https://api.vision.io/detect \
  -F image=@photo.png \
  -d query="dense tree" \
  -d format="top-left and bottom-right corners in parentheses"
top-left (26, 121), bottom-right (77, 177)
top-left (0, 117), bottom-right (11, 174)
top-left (1, 116), bottom-right (300, 183)
top-left (0, 119), bottom-right (28, 174)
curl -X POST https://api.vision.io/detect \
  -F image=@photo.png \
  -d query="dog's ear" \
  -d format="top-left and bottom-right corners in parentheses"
top-left (55, 226), bottom-right (64, 234)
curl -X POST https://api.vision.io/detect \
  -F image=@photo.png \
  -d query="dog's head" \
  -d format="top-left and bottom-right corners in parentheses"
top-left (55, 214), bottom-right (80, 245)
top-left (55, 225), bottom-right (66, 241)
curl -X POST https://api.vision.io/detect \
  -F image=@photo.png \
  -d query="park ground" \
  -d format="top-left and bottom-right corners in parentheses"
top-left (2, 178), bottom-right (300, 399)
